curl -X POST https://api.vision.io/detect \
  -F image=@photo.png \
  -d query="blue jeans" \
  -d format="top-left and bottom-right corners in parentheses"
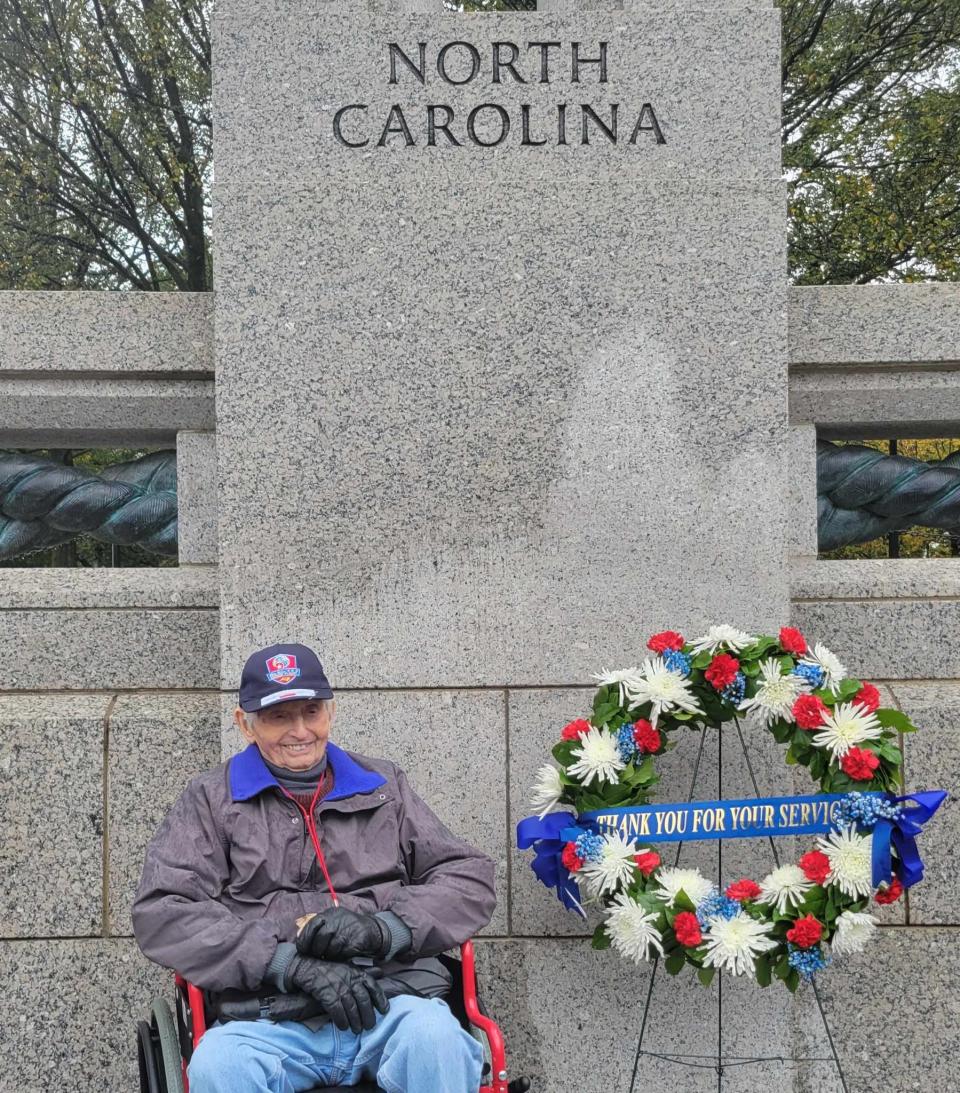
top-left (186, 994), bottom-right (485, 1092)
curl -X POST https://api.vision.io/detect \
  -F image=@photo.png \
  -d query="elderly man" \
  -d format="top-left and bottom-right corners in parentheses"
top-left (133, 642), bottom-right (497, 1092)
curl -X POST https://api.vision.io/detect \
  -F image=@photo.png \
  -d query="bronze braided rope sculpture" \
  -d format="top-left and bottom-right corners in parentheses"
top-left (0, 450), bottom-right (177, 560)
top-left (817, 440), bottom-right (960, 552)
top-left (0, 442), bottom-right (958, 560)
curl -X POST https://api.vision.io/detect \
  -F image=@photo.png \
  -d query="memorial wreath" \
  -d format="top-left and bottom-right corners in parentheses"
top-left (516, 625), bottom-right (946, 992)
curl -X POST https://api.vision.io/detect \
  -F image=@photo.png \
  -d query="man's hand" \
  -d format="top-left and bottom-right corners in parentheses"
top-left (296, 907), bottom-right (391, 961)
top-left (286, 955), bottom-right (389, 1034)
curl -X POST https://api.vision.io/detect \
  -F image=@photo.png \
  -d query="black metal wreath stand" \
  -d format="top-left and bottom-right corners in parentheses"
top-left (626, 718), bottom-right (850, 1093)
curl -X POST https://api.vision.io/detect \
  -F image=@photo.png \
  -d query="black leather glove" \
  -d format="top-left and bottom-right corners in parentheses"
top-left (286, 955), bottom-right (389, 1034)
top-left (296, 907), bottom-right (391, 962)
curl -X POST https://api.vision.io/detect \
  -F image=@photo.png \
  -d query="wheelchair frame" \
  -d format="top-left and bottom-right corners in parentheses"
top-left (136, 941), bottom-right (527, 1093)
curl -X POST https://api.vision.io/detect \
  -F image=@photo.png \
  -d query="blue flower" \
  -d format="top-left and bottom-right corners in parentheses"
top-left (835, 791), bottom-right (902, 831)
top-left (695, 891), bottom-right (740, 927)
top-left (721, 672), bottom-right (746, 705)
top-left (574, 832), bottom-right (605, 864)
top-left (663, 650), bottom-right (692, 676)
top-left (616, 723), bottom-right (638, 763)
top-left (792, 663), bottom-right (825, 690)
top-left (787, 942), bottom-right (830, 981)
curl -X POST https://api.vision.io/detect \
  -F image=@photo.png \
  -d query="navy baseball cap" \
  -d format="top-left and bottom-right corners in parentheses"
top-left (238, 643), bottom-right (334, 711)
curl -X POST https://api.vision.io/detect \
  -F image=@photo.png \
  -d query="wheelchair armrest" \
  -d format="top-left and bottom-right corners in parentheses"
top-left (459, 942), bottom-right (508, 1093)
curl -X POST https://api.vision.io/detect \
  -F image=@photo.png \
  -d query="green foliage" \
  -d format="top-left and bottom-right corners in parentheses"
top-left (0, 0), bottom-right (211, 290)
top-left (1, 0), bottom-right (956, 288)
top-left (697, 965), bottom-right (717, 987)
top-left (590, 922), bottom-right (611, 950)
top-left (781, 0), bottom-right (960, 284)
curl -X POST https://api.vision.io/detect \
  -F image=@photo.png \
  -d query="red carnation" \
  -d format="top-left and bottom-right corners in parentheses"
top-left (647, 630), bottom-right (685, 653)
top-left (705, 653), bottom-right (740, 690)
top-left (634, 850), bottom-right (661, 876)
top-left (799, 850), bottom-right (831, 885)
top-left (673, 911), bottom-right (702, 947)
top-left (779, 627), bottom-right (808, 656)
top-left (793, 694), bottom-right (829, 730)
top-left (726, 878), bottom-right (762, 903)
top-left (875, 876), bottom-right (904, 905)
top-left (853, 683), bottom-right (881, 714)
top-left (840, 746), bottom-right (880, 782)
top-left (561, 718), bottom-right (591, 741)
top-left (633, 719), bottom-right (662, 754)
top-left (786, 914), bottom-right (823, 949)
top-left (561, 842), bottom-right (584, 873)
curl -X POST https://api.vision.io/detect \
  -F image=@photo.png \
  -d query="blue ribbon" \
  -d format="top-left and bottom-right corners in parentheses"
top-left (515, 812), bottom-right (587, 918)
top-left (871, 790), bottom-right (947, 888)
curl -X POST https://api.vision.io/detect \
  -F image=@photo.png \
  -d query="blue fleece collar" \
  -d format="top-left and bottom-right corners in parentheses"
top-left (229, 741), bottom-right (386, 802)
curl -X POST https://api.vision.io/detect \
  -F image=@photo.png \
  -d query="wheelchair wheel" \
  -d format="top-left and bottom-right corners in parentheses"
top-left (137, 1020), bottom-right (162, 1093)
top-left (152, 999), bottom-right (185, 1093)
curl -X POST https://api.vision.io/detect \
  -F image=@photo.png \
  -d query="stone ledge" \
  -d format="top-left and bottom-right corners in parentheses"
top-left (791, 598), bottom-right (960, 681)
top-left (0, 290), bottom-right (212, 376)
top-left (789, 362), bottom-right (960, 437)
top-left (0, 608), bottom-right (218, 689)
top-left (791, 559), bottom-right (960, 602)
top-left (789, 284), bottom-right (960, 365)
top-left (0, 566), bottom-right (218, 609)
top-left (0, 376), bottom-right (215, 447)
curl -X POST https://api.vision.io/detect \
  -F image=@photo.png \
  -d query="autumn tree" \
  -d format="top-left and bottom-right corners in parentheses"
top-left (0, 0), bottom-right (957, 288)
top-left (0, 0), bottom-right (210, 289)
top-left (783, 0), bottom-right (960, 283)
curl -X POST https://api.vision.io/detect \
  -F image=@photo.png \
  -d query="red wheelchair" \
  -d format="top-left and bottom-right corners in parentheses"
top-left (136, 940), bottom-right (531, 1093)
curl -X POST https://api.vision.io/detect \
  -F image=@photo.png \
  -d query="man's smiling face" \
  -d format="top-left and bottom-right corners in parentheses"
top-left (235, 697), bottom-right (334, 771)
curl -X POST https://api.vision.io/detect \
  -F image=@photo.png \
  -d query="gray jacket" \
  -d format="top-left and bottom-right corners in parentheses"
top-left (132, 741), bottom-right (497, 1002)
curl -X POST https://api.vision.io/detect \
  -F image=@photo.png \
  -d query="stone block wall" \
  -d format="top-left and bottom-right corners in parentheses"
top-left (0, 565), bottom-right (220, 1092)
top-left (1, 100), bottom-right (959, 1093)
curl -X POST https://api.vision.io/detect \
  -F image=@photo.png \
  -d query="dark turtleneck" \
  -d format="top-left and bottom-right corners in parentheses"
top-left (261, 751), bottom-right (333, 811)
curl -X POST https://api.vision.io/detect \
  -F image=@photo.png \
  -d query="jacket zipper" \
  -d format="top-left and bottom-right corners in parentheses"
top-left (281, 783), bottom-right (340, 907)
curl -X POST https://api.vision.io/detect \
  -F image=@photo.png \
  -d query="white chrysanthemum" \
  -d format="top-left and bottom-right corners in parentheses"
top-left (701, 912), bottom-right (777, 976)
top-left (530, 763), bottom-right (564, 820)
top-left (817, 825), bottom-right (873, 899)
top-left (580, 831), bottom-right (641, 898)
top-left (592, 666), bottom-right (643, 706)
top-left (605, 891), bottom-right (664, 963)
top-left (688, 625), bottom-right (754, 655)
top-left (757, 864), bottom-right (812, 914)
top-left (653, 867), bottom-right (714, 908)
top-left (812, 701), bottom-right (883, 760)
top-left (799, 642), bottom-right (847, 694)
top-left (624, 658), bottom-right (703, 727)
top-left (830, 910), bottom-right (878, 956)
top-left (567, 725), bottom-right (625, 787)
top-left (737, 657), bottom-right (804, 728)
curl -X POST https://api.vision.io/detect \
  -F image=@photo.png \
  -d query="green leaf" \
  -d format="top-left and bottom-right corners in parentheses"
top-left (875, 740), bottom-right (903, 763)
top-left (697, 965), bottom-right (716, 987)
top-left (673, 890), bottom-right (696, 914)
top-left (551, 740), bottom-right (579, 767)
top-left (664, 952), bottom-right (686, 976)
top-left (742, 636), bottom-right (777, 660)
top-left (590, 923), bottom-right (611, 950)
top-left (754, 954), bottom-right (772, 987)
top-left (834, 678), bottom-right (863, 702)
top-left (876, 709), bottom-right (915, 733)
top-left (785, 968), bottom-right (800, 993)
